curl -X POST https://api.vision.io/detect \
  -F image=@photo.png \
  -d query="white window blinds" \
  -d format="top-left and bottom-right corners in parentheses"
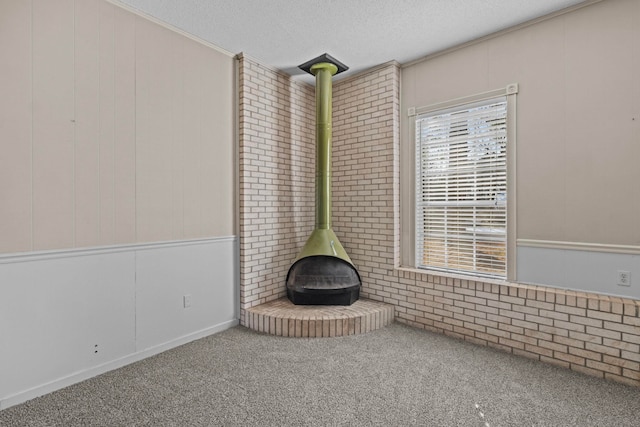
top-left (415, 97), bottom-right (507, 277)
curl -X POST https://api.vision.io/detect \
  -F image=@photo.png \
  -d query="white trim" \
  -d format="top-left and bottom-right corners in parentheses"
top-left (235, 52), bottom-right (281, 74)
top-left (0, 319), bottom-right (238, 411)
top-left (0, 237), bottom-right (237, 264)
top-left (413, 87), bottom-right (517, 279)
top-left (413, 84), bottom-right (518, 117)
top-left (333, 60), bottom-right (401, 86)
top-left (506, 89), bottom-right (517, 281)
top-left (402, 0), bottom-right (603, 69)
top-left (234, 58), bottom-right (242, 322)
top-left (105, 0), bottom-right (235, 58)
top-left (516, 245), bottom-right (640, 300)
top-left (517, 239), bottom-right (640, 255)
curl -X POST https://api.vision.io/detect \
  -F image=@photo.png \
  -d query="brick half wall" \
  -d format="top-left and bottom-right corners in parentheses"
top-left (237, 56), bottom-right (640, 386)
top-left (331, 62), bottom-right (640, 387)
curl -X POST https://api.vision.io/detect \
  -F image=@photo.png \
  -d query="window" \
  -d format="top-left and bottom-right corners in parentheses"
top-left (415, 97), bottom-right (508, 278)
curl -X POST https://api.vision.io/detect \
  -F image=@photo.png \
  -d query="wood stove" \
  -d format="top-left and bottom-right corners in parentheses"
top-left (286, 54), bottom-right (361, 306)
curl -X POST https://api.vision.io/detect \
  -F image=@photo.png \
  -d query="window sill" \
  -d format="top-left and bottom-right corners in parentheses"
top-left (395, 265), bottom-right (509, 287)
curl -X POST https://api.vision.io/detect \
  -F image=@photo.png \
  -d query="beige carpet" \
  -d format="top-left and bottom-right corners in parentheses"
top-left (1, 323), bottom-right (638, 426)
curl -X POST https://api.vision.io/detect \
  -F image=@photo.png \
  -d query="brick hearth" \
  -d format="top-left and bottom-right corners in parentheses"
top-left (245, 298), bottom-right (394, 338)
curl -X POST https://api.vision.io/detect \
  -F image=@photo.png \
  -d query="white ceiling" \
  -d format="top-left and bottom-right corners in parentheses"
top-left (117, 0), bottom-right (589, 84)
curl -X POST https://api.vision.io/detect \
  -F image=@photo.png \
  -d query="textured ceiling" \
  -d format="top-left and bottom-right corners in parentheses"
top-left (116, 0), bottom-right (589, 84)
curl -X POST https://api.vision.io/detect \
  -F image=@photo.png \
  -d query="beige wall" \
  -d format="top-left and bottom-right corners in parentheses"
top-left (327, 50), bottom-right (640, 389)
top-left (401, 0), bottom-right (640, 247)
top-left (0, 0), bottom-right (235, 254)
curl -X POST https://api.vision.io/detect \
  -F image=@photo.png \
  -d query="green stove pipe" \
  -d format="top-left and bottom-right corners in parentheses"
top-left (292, 54), bottom-right (353, 264)
top-left (310, 62), bottom-right (338, 230)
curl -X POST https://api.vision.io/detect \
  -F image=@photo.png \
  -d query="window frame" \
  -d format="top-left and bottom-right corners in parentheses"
top-left (403, 84), bottom-right (518, 281)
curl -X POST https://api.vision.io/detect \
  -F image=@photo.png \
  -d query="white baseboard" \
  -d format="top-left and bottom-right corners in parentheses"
top-left (0, 319), bottom-right (238, 411)
top-left (0, 238), bottom-right (239, 411)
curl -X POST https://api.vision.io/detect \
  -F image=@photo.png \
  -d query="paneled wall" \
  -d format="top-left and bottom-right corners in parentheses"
top-left (0, 0), bottom-right (234, 255)
top-left (401, 0), bottom-right (640, 298)
top-left (0, 238), bottom-right (237, 410)
top-left (403, 0), bottom-right (640, 247)
top-left (330, 60), bottom-right (640, 387)
top-left (0, 0), bottom-right (237, 409)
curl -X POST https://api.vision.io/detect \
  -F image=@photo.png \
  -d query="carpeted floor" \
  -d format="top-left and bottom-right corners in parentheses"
top-left (1, 323), bottom-right (639, 426)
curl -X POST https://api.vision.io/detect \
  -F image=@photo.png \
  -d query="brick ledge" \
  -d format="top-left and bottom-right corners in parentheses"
top-left (245, 298), bottom-right (394, 337)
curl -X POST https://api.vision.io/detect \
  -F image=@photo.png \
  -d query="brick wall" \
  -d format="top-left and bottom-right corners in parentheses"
top-left (238, 56), bottom-right (640, 386)
top-left (237, 55), bottom-right (315, 324)
top-left (332, 63), bottom-right (401, 301)
top-left (331, 62), bottom-right (640, 387)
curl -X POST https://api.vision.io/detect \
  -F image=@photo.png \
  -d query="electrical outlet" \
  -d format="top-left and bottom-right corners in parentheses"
top-left (617, 270), bottom-right (631, 287)
top-left (183, 294), bottom-right (192, 308)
